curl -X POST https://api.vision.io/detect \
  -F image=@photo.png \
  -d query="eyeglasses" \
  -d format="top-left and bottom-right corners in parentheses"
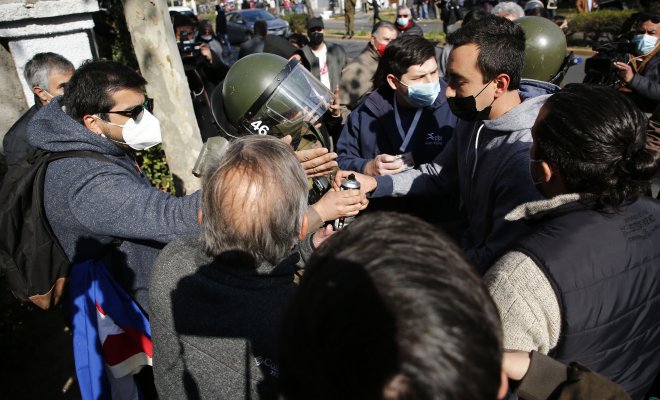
top-left (105, 98), bottom-right (154, 120)
top-left (397, 14), bottom-right (410, 17)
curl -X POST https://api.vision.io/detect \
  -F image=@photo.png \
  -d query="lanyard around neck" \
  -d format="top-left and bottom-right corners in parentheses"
top-left (393, 97), bottom-right (423, 153)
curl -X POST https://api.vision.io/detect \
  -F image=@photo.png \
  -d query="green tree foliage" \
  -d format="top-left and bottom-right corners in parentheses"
top-left (93, 0), bottom-right (177, 195)
top-left (281, 13), bottom-right (309, 33)
top-left (568, 10), bottom-right (637, 43)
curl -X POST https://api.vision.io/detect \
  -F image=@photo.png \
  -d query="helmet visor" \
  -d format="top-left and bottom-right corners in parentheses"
top-left (239, 63), bottom-right (334, 138)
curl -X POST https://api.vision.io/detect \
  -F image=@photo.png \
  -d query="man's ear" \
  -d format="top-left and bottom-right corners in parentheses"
top-left (370, 36), bottom-right (377, 48)
top-left (494, 73), bottom-right (511, 97)
top-left (496, 370), bottom-right (509, 400)
top-left (386, 73), bottom-right (399, 91)
top-left (83, 114), bottom-right (104, 136)
top-left (298, 213), bottom-right (309, 241)
top-left (32, 86), bottom-right (50, 105)
top-left (539, 160), bottom-right (554, 184)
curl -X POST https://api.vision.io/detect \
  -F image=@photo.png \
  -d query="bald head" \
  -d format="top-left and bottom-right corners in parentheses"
top-left (201, 135), bottom-right (308, 265)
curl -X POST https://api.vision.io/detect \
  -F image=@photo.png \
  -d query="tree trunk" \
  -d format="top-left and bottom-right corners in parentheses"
top-left (0, 44), bottom-right (28, 181)
top-left (304, 0), bottom-right (315, 16)
top-left (121, 0), bottom-right (202, 194)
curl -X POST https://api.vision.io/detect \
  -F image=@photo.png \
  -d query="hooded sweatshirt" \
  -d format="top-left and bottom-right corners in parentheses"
top-left (372, 81), bottom-right (557, 272)
top-left (27, 98), bottom-right (201, 311)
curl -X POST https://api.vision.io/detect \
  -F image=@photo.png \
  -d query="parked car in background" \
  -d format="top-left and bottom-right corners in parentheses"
top-left (169, 6), bottom-right (197, 18)
top-left (226, 9), bottom-right (289, 44)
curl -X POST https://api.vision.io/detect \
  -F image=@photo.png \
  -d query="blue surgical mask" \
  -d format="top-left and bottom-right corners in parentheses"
top-left (396, 17), bottom-right (410, 27)
top-left (632, 34), bottom-right (658, 55)
top-left (399, 79), bottom-right (440, 108)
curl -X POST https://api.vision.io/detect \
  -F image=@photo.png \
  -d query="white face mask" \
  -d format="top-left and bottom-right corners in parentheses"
top-left (95, 110), bottom-right (162, 150)
top-left (396, 17), bottom-right (410, 27)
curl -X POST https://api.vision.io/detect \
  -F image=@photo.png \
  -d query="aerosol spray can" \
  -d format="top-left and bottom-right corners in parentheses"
top-left (334, 173), bottom-right (360, 230)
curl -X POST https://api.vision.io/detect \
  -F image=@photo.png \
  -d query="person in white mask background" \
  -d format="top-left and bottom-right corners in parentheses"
top-left (394, 6), bottom-right (424, 37)
top-left (336, 35), bottom-right (459, 225)
top-left (3, 52), bottom-right (74, 169)
top-left (614, 11), bottom-right (660, 116)
top-left (26, 60), bottom-right (201, 312)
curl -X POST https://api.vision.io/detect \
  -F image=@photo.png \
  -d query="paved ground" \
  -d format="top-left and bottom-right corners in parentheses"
top-left (327, 37), bottom-right (588, 85)
top-left (322, 9), bottom-right (446, 34)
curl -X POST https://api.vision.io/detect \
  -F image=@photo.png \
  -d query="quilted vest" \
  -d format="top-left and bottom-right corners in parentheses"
top-left (515, 197), bottom-right (660, 400)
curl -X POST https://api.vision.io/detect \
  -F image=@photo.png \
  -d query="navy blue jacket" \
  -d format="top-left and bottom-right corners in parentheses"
top-left (516, 197), bottom-right (660, 400)
top-left (336, 82), bottom-right (459, 226)
top-left (337, 81), bottom-right (457, 173)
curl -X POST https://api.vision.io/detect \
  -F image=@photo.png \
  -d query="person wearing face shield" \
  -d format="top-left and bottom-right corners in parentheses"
top-left (209, 53), bottom-right (368, 242)
top-left (336, 15), bottom-right (551, 274)
top-left (614, 12), bottom-right (660, 116)
top-left (3, 52), bottom-right (74, 169)
top-left (336, 36), bottom-right (459, 225)
top-left (25, 60), bottom-right (201, 312)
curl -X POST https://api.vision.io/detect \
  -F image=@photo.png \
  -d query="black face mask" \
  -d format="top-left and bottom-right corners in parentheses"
top-left (309, 31), bottom-right (324, 46)
top-left (447, 82), bottom-right (495, 121)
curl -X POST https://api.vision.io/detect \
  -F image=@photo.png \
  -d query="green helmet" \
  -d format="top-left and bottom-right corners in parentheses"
top-left (515, 16), bottom-right (567, 82)
top-left (211, 53), bottom-right (334, 147)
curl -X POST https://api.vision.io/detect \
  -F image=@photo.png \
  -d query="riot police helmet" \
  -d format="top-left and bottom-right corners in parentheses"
top-left (211, 53), bottom-right (334, 146)
top-left (515, 16), bottom-right (567, 82)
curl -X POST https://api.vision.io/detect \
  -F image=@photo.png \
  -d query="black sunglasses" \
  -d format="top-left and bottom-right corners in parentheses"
top-left (397, 14), bottom-right (410, 17)
top-left (106, 98), bottom-right (154, 120)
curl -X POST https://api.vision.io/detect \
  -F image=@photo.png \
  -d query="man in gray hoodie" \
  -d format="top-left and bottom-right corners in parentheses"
top-left (27, 60), bottom-right (201, 312)
top-left (336, 15), bottom-right (556, 273)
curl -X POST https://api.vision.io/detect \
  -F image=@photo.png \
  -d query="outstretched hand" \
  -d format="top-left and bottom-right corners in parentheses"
top-left (310, 188), bottom-right (368, 222)
top-left (311, 224), bottom-right (335, 249)
top-left (329, 85), bottom-right (341, 118)
top-left (333, 170), bottom-right (378, 194)
top-left (363, 154), bottom-right (405, 176)
top-left (613, 61), bottom-right (634, 83)
top-left (282, 135), bottom-right (338, 177)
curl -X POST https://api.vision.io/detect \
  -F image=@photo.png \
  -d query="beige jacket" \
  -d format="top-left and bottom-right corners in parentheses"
top-left (339, 43), bottom-right (379, 121)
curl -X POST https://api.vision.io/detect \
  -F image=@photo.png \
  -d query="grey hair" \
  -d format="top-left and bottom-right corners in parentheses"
top-left (397, 5), bottom-right (411, 14)
top-left (200, 135), bottom-right (308, 265)
top-left (23, 52), bottom-right (74, 89)
top-left (372, 20), bottom-right (397, 35)
top-left (492, 2), bottom-right (524, 19)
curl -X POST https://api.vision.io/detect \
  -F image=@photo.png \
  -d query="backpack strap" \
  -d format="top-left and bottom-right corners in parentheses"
top-left (43, 150), bottom-right (120, 169)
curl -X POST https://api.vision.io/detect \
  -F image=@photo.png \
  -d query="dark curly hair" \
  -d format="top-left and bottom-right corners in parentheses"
top-left (534, 84), bottom-right (659, 208)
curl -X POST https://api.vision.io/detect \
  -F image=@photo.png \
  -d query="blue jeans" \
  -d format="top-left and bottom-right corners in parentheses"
top-left (420, 3), bottom-right (428, 19)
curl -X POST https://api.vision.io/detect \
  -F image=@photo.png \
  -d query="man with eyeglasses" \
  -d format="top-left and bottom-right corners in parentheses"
top-left (26, 60), bottom-right (201, 312)
top-left (4, 52), bottom-right (74, 169)
top-left (394, 6), bottom-right (423, 37)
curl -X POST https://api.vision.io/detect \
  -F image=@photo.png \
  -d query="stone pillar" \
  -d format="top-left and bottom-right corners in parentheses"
top-left (0, 0), bottom-right (100, 112)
